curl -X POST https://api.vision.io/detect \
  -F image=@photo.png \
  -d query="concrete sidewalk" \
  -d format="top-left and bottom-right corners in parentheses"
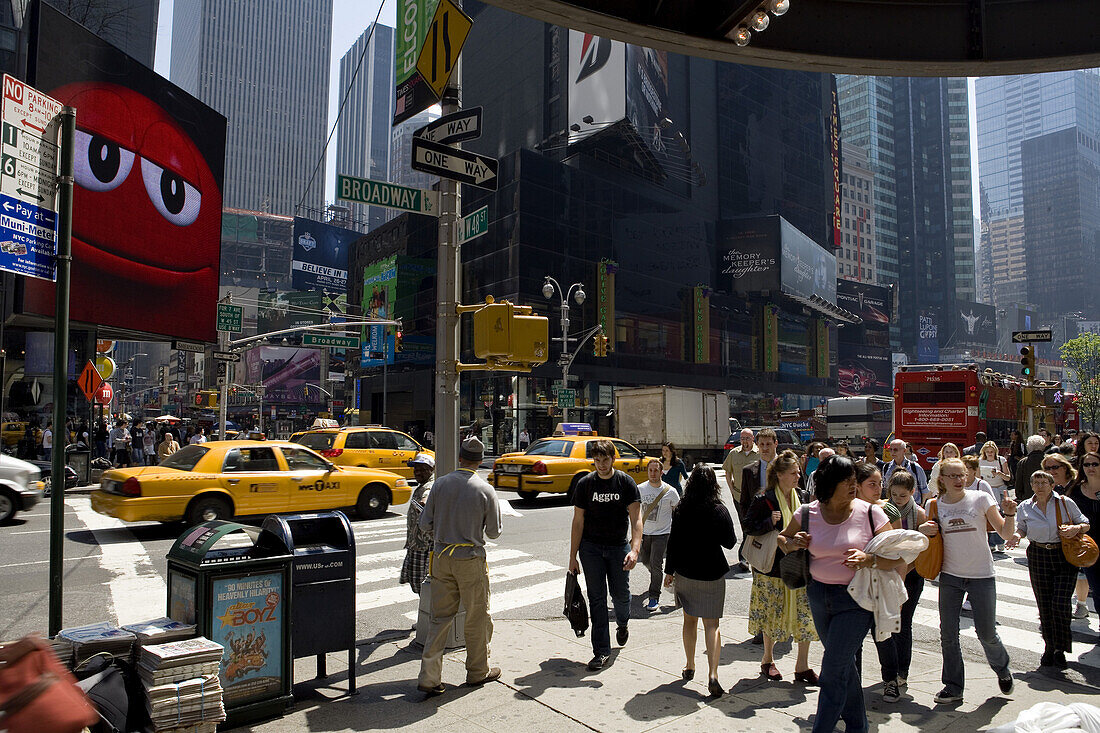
top-left (236, 613), bottom-right (1099, 733)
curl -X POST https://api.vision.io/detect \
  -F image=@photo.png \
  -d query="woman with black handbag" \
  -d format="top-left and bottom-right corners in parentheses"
top-left (744, 451), bottom-right (818, 683)
top-left (778, 455), bottom-right (900, 733)
top-left (1006, 469), bottom-right (1090, 669)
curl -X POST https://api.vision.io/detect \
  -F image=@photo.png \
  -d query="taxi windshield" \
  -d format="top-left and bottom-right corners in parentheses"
top-left (159, 445), bottom-right (209, 471)
top-left (524, 439), bottom-right (572, 457)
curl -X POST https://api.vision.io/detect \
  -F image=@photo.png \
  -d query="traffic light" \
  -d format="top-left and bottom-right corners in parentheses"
top-left (593, 334), bottom-right (608, 357)
top-left (472, 300), bottom-right (549, 365)
top-left (394, 329), bottom-right (403, 353)
top-left (1020, 346), bottom-right (1035, 380)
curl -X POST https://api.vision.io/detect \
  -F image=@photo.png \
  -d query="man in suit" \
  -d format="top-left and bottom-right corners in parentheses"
top-left (962, 431), bottom-right (987, 456)
top-left (740, 428), bottom-right (778, 521)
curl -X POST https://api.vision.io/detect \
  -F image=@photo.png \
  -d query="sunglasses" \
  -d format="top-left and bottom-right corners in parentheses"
top-left (1084, 462), bottom-right (1100, 468)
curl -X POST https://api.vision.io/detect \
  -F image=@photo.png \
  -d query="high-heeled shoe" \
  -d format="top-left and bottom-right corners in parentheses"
top-left (794, 669), bottom-right (819, 685)
top-left (682, 667), bottom-right (695, 681)
top-left (761, 662), bottom-right (783, 681)
top-left (708, 677), bottom-right (723, 697)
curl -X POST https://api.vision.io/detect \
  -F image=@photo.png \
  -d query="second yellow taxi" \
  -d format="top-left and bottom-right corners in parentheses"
top-left (90, 440), bottom-right (411, 525)
top-left (489, 425), bottom-right (652, 501)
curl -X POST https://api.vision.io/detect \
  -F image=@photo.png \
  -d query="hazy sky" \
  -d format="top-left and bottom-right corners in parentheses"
top-left (154, 0), bottom-right (397, 205)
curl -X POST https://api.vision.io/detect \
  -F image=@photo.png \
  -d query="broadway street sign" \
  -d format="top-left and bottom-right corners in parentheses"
top-left (336, 174), bottom-right (439, 216)
top-left (303, 333), bottom-right (360, 349)
top-left (411, 136), bottom-right (498, 190)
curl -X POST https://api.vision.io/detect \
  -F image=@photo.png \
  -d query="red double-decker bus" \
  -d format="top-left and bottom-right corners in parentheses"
top-left (894, 365), bottom-right (1025, 471)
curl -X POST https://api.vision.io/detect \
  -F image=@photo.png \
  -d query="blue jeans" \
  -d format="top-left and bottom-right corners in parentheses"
top-left (938, 573), bottom-right (1010, 695)
top-left (807, 579), bottom-right (872, 733)
top-left (579, 540), bottom-right (631, 656)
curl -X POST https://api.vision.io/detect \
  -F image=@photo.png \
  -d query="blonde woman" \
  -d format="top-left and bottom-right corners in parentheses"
top-left (928, 443), bottom-right (962, 500)
top-left (744, 451), bottom-right (818, 683)
top-left (979, 441), bottom-right (1012, 494)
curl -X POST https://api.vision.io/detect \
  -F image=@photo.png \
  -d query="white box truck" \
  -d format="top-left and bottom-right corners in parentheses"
top-left (613, 386), bottom-right (730, 465)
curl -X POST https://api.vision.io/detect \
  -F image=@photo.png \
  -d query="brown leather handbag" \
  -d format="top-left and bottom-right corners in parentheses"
top-left (0, 635), bottom-right (98, 733)
top-left (915, 498), bottom-right (944, 580)
top-left (1057, 498), bottom-right (1099, 568)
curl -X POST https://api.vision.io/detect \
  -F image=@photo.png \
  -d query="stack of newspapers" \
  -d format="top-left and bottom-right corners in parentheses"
top-left (58, 622), bottom-right (137, 665)
top-left (122, 617), bottom-right (197, 647)
top-left (138, 637), bottom-right (226, 731)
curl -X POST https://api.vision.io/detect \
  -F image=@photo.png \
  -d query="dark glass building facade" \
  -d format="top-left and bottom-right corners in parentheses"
top-left (352, 3), bottom-right (845, 447)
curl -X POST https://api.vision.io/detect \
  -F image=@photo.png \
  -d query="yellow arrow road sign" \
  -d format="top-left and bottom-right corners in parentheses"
top-left (415, 0), bottom-right (472, 100)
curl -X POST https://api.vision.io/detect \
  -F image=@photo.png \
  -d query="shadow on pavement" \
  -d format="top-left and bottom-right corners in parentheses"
top-left (510, 655), bottom-right (609, 700)
top-left (508, 495), bottom-right (572, 510)
top-left (623, 679), bottom-right (704, 721)
top-left (66, 523), bottom-right (184, 545)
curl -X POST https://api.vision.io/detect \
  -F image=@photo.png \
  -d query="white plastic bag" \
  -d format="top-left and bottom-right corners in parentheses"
top-left (989, 702), bottom-right (1100, 733)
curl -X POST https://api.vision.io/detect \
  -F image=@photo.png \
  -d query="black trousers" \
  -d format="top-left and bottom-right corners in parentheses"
top-left (1026, 543), bottom-right (1078, 653)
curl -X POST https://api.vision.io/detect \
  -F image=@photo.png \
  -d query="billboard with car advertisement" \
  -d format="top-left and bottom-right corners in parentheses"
top-left (22, 2), bottom-right (226, 342)
top-left (244, 346), bottom-right (323, 405)
top-left (836, 279), bottom-right (891, 329)
top-left (837, 344), bottom-right (891, 397)
top-left (291, 216), bottom-right (361, 293)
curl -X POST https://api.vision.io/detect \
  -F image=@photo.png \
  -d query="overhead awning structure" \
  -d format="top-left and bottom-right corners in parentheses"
top-left (782, 288), bottom-right (862, 325)
top-left (486, 0), bottom-right (1100, 77)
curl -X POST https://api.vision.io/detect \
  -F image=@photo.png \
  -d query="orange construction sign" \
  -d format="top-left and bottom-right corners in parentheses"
top-left (78, 360), bottom-right (103, 401)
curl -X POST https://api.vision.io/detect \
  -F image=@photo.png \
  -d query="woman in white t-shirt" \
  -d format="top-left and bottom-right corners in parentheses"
top-left (920, 457), bottom-right (1018, 705)
top-left (978, 441), bottom-right (1011, 492)
top-left (637, 459), bottom-right (680, 611)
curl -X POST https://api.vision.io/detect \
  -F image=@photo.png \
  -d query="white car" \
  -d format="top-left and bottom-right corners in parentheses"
top-left (0, 453), bottom-right (44, 523)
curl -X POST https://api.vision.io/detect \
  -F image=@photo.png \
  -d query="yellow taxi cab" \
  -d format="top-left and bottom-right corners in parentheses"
top-left (2, 422), bottom-right (39, 448)
top-left (291, 426), bottom-right (433, 481)
top-left (90, 440), bottom-right (411, 525)
top-left (489, 424), bottom-right (652, 501)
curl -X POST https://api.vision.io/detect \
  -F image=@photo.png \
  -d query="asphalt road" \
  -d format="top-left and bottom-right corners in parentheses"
top-left (1, 468), bottom-right (1097, 688)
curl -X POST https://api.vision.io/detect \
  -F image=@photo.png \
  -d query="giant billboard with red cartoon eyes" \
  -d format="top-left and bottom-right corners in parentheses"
top-left (20, 1), bottom-right (227, 343)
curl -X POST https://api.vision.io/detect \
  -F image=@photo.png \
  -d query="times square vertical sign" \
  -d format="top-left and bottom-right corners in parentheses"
top-left (831, 83), bottom-right (842, 250)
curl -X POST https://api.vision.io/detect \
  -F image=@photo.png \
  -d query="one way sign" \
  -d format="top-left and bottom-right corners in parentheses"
top-left (414, 107), bottom-right (482, 144)
top-left (411, 136), bottom-right (498, 190)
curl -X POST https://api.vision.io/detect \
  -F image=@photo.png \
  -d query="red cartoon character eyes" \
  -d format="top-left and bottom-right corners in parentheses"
top-left (73, 128), bottom-right (202, 225)
top-left (140, 158), bottom-right (201, 226)
top-left (74, 130), bottom-right (134, 192)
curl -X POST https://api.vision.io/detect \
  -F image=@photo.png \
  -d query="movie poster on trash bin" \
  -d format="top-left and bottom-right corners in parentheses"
top-left (211, 573), bottom-right (285, 706)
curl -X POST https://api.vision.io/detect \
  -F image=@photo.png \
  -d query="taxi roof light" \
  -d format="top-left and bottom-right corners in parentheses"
top-left (121, 477), bottom-right (142, 497)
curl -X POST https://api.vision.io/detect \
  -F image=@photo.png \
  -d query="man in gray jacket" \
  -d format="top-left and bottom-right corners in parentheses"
top-left (417, 436), bottom-right (503, 696)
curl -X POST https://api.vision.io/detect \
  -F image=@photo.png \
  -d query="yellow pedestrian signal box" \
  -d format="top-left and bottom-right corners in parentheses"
top-left (194, 390), bottom-right (218, 408)
top-left (470, 299), bottom-right (550, 367)
top-left (593, 334), bottom-right (608, 357)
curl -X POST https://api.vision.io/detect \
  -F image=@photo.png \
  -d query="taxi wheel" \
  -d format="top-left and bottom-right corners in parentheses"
top-left (186, 495), bottom-right (233, 525)
top-left (517, 490), bottom-right (539, 502)
top-left (0, 489), bottom-right (15, 523)
top-left (356, 484), bottom-right (390, 520)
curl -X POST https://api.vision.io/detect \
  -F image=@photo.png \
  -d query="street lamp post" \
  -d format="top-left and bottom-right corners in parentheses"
top-left (542, 276), bottom-right (586, 422)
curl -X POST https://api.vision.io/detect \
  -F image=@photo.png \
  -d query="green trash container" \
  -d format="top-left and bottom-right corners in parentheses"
top-left (166, 520), bottom-right (294, 727)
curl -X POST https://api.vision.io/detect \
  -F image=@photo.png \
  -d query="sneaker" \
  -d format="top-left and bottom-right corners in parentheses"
top-left (934, 688), bottom-right (963, 704)
top-left (897, 676), bottom-right (908, 693)
top-left (587, 654), bottom-right (610, 671)
top-left (1074, 601), bottom-right (1089, 619)
top-left (882, 680), bottom-right (900, 703)
top-left (616, 624), bottom-right (629, 646)
top-left (998, 670), bottom-right (1014, 695)
top-left (646, 597), bottom-right (659, 611)
top-left (962, 599), bottom-right (972, 612)
top-left (1053, 651), bottom-right (1068, 669)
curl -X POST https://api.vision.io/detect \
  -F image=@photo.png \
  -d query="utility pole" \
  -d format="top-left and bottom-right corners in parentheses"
top-left (434, 17), bottom-right (461, 475)
top-left (218, 295), bottom-right (229, 440)
top-left (49, 106), bottom-right (76, 636)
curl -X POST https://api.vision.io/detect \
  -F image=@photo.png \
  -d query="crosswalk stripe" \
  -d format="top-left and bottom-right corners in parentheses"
top-left (488, 560), bottom-right (561, 583)
top-left (490, 579), bottom-right (564, 614)
top-left (356, 584), bottom-right (418, 611)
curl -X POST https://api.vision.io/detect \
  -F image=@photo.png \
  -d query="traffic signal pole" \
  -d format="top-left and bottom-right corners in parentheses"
top-left (49, 106), bottom-right (76, 636)
top-left (433, 14), bottom-right (462, 475)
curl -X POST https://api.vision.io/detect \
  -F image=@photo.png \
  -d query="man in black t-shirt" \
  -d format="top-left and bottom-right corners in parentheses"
top-left (568, 439), bottom-right (643, 671)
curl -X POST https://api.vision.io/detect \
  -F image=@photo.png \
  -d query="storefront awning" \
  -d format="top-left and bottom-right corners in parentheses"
top-left (781, 288), bottom-right (863, 325)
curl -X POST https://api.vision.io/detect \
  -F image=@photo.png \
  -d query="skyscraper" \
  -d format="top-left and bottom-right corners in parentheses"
top-left (335, 24), bottom-right (394, 232)
top-left (975, 70), bottom-right (1100, 309)
top-left (838, 141), bottom-right (877, 283)
top-left (170, 0), bottom-right (332, 215)
top-left (45, 0), bottom-right (160, 67)
top-left (838, 75), bottom-right (974, 359)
